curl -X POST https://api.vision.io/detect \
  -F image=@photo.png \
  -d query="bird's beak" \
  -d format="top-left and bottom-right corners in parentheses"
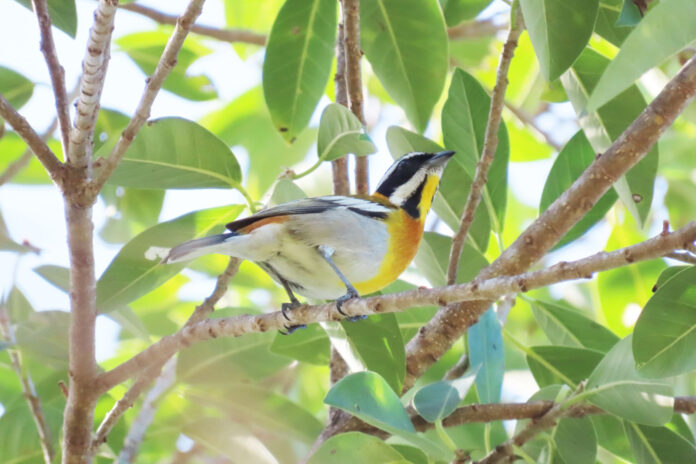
top-left (428, 150), bottom-right (455, 168)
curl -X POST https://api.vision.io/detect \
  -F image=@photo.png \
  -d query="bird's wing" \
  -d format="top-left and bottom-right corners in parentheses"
top-left (226, 196), bottom-right (394, 232)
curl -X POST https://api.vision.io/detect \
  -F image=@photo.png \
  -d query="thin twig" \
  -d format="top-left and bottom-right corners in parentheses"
top-left (91, 0), bottom-right (207, 193)
top-left (342, 0), bottom-right (369, 194)
top-left (664, 251), bottom-right (696, 265)
top-left (447, 4), bottom-right (524, 286)
top-left (504, 103), bottom-right (562, 151)
top-left (120, 3), bottom-right (266, 46)
top-left (95, 222), bottom-right (696, 391)
top-left (89, 258), bottom-right (240, 455)
top-left (0, 307), bottom-right (54, 464)
top-left (0, 93), bottom-right (63, 185)
top-left (332, 22), bottom-right (350, 195)
top-left (31, 0), bottom-right (71, 154)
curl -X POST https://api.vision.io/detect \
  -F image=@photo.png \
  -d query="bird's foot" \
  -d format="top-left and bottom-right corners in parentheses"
top-left (336, 288), bottom-right (365, 322)
top-left (279, 300), bottom-right (306, 335)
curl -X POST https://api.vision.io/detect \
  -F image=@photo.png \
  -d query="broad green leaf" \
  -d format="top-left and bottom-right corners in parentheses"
top-left (539, 130), bottom-right (618, 247)
top-left (624, 421), bottom-right (696, 464)
top-left (561, 48), bottom-right (658, 226)
top-left (442, 68), bottom-right (509, 231)
top-left (97, 205), bottom-right (244, 310)
top-left (651, 265), bottom-right (690, 292)
top-left (527, 345), bottom-right (604, 388)
top-left (585, 336), bottom-right (673, 426)
top-left (592, 415), bottom-right (634, 461)
top-left (324, 371), bottom-right (452, 460)
top-left (0, 211), bottom-right (33, 253)
top-left (317, 104), bottom-right (376, 161)
top-left (616, 0), bottom-right (643, 27)
top-left (270, 323), bottom-right (330, 365)
top-left (385, 126), bottom-right (492, 250)
top-left (516, 384), bottom-right (569, 461)
top-left (6, 287), bottom-right (34, 324)
top-left (14, 0), bottom-right (76, 37)
top-left (0, 66), bottom-right (34, 109)
top-left (412, 370), bottom-right (477, 422)
top-left (201, 87), bottom-right (316, 196)
top-left (519, 0), bottom-right (599, 80)
top-left (530, 299), bottom-right (618, 352)
top-left (505, 112), bottom-right (554, 162)
top-left (116, 30), bottom-right (216, 101)
top-left (184, 418), bottom-right (279, 464)
top-left (100, 187), bottom-right (165, 244)
top-left (262, 0), bottom-right (337, 141)
top-left (414, 232), bottom-right (489, 287)
top-left (440, 0), bottom-right (492, 26)
top-left (33, 264), bottom-right (70, 292)
top-left (103, 117), bottom-right (242, 190)
top-left (468, 308), bottom-right (504, 403)
top-left (269, 178), bottom-right (307, 206)
top-left (307, 432), bottom-right (408, 464)
top-left (178, 307), bottom-right (290, 383)
top-left (340, 314), bottom-right (405, 394)
top-left (94, 108), bottom-right (130, 152)
top-left (14, 310), bottom-right (70, 368)
top-left (553, 416), bottom-right (597, 464)
top-left (594, 4), bottom-right (633, 47)
top-left (361, 0), bottom-right (448, 132)
top-left (0, 132), bottom-right (52, 184)
top-left (588, 0), bottom-right (696, 111)
top-left (633, 266), bottom-right (696, 378)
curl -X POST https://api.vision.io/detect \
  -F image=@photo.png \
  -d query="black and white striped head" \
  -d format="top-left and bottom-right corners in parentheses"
top-left (375, 150), bottom-right (455, 218)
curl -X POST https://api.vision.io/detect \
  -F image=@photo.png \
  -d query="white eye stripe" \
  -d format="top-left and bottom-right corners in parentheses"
top-left (389, 170), bottom-right (426, 206)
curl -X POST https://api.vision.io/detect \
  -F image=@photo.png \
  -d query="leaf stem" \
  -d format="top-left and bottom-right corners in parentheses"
top-left (435, 420), bottom-right (458, 452)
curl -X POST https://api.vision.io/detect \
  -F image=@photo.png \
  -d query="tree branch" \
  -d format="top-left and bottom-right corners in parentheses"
top-left (403, 54), bottom-right (696, 391)
top-left (665, 251), bottom-right (696, 265)
top-left (332, 22), bottom-right (350, 195)
top-left (119, 2), bottom-right (266, 46)
top-left (68, 0), bottom-right (117, 169)
top-left (90, 0), bottom-right (207, 193)
top-left (447, 4), bottom-right (523, 286)
top-left (0, 93), bottom-right (63, 185)
top-left (31, 0), bottom-right (71, 155)
top-left (95, 221), bottom-right (696, 391)
top-left (0, 307), bottom-right (54, 464)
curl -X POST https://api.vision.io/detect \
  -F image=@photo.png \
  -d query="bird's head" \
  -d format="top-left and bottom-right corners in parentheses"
top-left (374, 150), bottom-right (455, 219)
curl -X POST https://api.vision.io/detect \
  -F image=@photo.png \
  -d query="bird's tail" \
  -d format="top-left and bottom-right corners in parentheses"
top-left (163, 232), bottom-right (238, 264)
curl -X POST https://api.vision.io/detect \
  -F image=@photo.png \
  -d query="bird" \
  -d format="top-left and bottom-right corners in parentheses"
top-left (164, 150), bottom-right (455, 332)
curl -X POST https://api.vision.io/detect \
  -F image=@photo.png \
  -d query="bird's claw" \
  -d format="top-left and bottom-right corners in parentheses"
top-left (336, 289), bottom-right (364, 322)
top-left (279, 300), bottom-right (305, 335)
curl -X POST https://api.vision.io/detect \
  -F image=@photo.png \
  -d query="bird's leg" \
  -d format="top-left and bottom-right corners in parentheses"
top-left (317, 245), bottom-right (366, 322)
top-left (265, 264), bottom-right (305, 335)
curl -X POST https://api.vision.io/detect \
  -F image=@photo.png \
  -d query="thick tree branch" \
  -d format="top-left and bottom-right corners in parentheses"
top-left (68, 0), bottom-right (117, 169)
top-left (95, 222), bottom-right (696, 391)
top-left (89, 258), bottom-right (239, 454)
top-left (447, 4), bottom-right (523, 286)
top-left (403, 54), bottom-right (696, 391)
top-left (31, 0), bottom-right (71, 154)
top-left (119, 2), bottom-right (266, 46)
top-left (90, 0), bottom-right (207, 193)
top-left (0, 307), bottom-right (54, 464)
top-left (342, 0), bottom-right (369, 194)
top-left (0, 94), bottom-right (63, 185)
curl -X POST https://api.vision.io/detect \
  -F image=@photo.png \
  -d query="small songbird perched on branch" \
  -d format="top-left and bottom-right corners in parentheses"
top-left (164, 150), bottom-right (455, 332)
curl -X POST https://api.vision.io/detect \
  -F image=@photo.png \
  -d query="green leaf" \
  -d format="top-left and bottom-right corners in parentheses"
top-left (442, 68), bottom-right (509, 232)
top-left (270, 323), bottom-right (330, 365)
top-left (414, 232), bottom-right (489, 287)
top-left (5, 287), bottom-right (34, 324)
top-left (616, 0), bottom-right (643, 27)
top-left (468, 308), bottom-right (504, 403)
top-left (553, 416), bottom-right (597, 464)
top-left (0, 211), bottom-right (33, 253)
top-left (391, 444), bottom-right (429, 464)
top-left (519, 0), bottom-right (599, 80)
top-left (14, 0), bottom-right (77, 38)
top-left (262, 0), bottom-right (337, 141)
top-left (592, 415), bottom-right (634, 461)
top-left (100, 187), bottom-right (165, 244)
top-left (340, 314), bottom-right (405, 394)
top-left (201, 87), bottom-right (316, 196)
top-left (412, 370), bottom-right (477, 422)
top-left (102, 117), bottom-right (242, 190)
top-left (184, 418), bottom-right (279, 464)
top-left (0, 132), bottom-right (52, 184)
top-left (14, 310), bottom-right (70, 368)
top-left (530, 298), bottom-right (619, 352)
top-left (651, 265), bottom-right (690, 292)
top-left (633, 266), bottom-right (696, 378)
top-left (361, 0), bottom-right (448, 132)
top-left (539, 130), bottom-right (618, 247)
top-left (269, 178), bottom-right (307, 206)
top-left (307, 432), bottom-right (409, 464)
top-left (178, 307), bottom-right (291, 383)
top-left (594, 4), bottom-right (633, 47)
top-left (440, 0), bottom-right (493, 26)
top-left (0, 66), bottom-right (34, 109)
top-left (585, 336), bottom-right (673, 426)
top-left (588, 0), bottom-right (696, 111)
top-left (385, 126), bottom-right (493, 250)
top-left (33, 264), bottom-right (70, 292)
top-left (96, 205), bottom-right (244, 310)
top-left (317, 104), bottom-right (376, 162)
top-left (116, 30), bottom-right (216, 101)
top-left (561, 47), bottom-right (658, 226)
top-left (324, 371), bottom-right (452, 461)
top-left (624, 421), bottom-right (696, 464)
top-left (527, 345), bottom-right (604, 388)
